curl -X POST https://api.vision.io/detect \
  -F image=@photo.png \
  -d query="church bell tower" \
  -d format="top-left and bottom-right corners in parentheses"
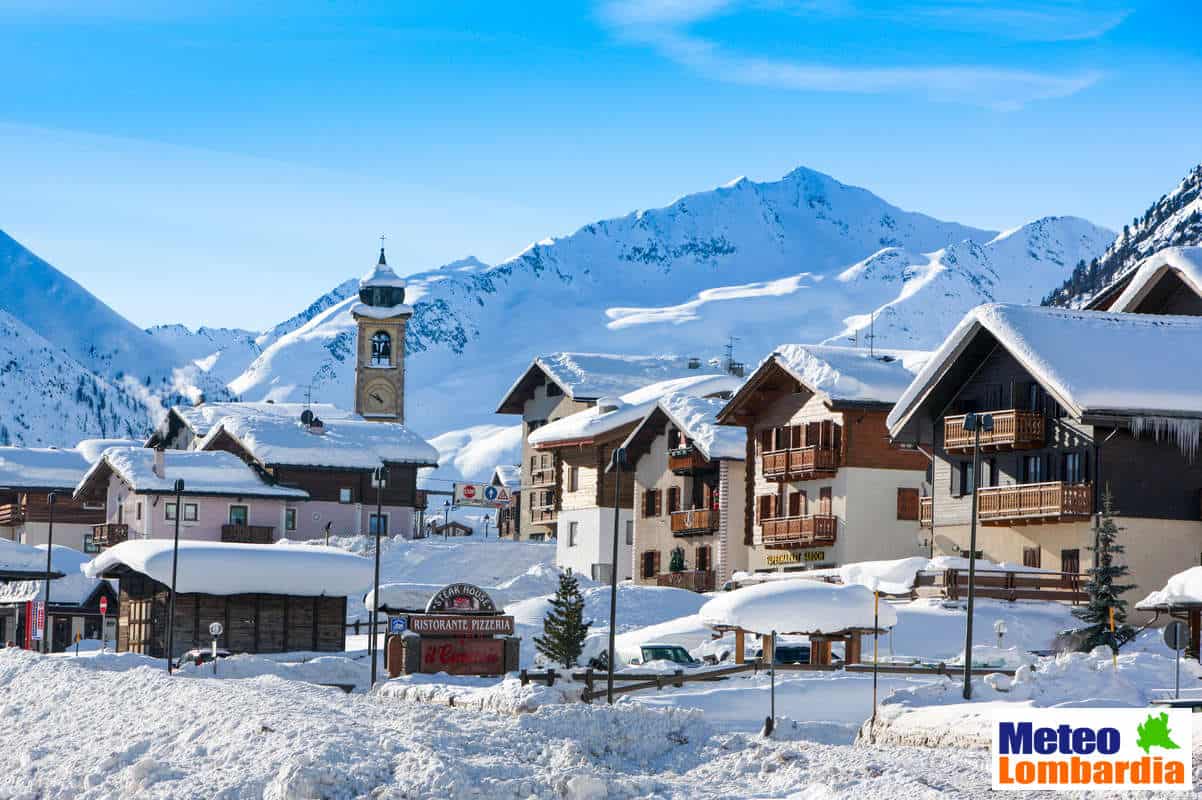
top-left (353, 244), bottom-right (412, 423)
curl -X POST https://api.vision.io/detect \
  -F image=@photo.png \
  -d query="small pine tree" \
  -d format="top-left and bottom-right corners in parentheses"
top-left (1069, 487), bottom-right (1136, 652)
top-left (533, 572), bottom-right (591, 668)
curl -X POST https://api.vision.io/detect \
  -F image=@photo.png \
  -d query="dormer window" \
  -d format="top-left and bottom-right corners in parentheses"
top-left (371, 331), bottom-right (392, 366)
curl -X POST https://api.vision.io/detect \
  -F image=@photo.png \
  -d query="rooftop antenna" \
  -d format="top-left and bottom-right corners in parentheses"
top-left (724, 336), bottom-right (740, 373)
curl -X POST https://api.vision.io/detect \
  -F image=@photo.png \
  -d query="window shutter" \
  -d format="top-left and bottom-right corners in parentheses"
top-left (896, 488), bottom-right (919, 521)
top-left (951, 462), bottom-right (962, 496)
top-left (788, 492), bottom-right (801, 517)
top-left (798, 490), bottom-right (808, 516)
top-left (653, 489), bottom-right (663, 517)
top-left (652, 551), bottom-right (661, 574)
top-left (759, 429), bottom-right (772, 453)
top-left (757, 495), bottom-right (770, 523)
top-left (820, 487), bottom-right (832, 516)
top-left (807, 422), bottom-right (821, 448)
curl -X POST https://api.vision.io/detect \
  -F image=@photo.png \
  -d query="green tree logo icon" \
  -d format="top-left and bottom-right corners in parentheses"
top-left (1136, 712), bottom-right (1181, 754)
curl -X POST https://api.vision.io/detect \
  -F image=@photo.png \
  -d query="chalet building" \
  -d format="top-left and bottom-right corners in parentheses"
top-left (620, 393), bottom-right (747, 592)
top-left (0, 442), bottom-right (136, 552)
top-left (85, 540), bottom-right (372, 659)
top-left (0, 542), bottom-right (117, 651)
top-left (715, 345), bottom-right (930, 574)
top-left (529, 373), bottom-right (742, 583)
top-left (74, 448), bottom-right (310, 547)
top-left (431, 520), bottom-right (473, 537)
top-left (491, 465), bottom-right (521, 539)
top-left (886, 303), bottom-right (1202, 608)
top-left (1086, 246), bottom-right (1202, 315)
top-left (496, 353), bottom-right (728, 541)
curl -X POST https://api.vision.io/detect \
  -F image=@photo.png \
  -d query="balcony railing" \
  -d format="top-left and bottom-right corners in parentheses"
top-left (919, 496), bottom-right (933, 528)
top-left (656, 569), bottom-right (716, 593)
top-left (529, 467), bottom-right (556, 488)
top-left (92, 523), bottom-right (129, 548)
top-left (761, 446), bottom-right (840, 481)
top-left (944, 410), bottom-right (1045, 453)
top-left (668, 447), bottom-right (713, 474)
top-left (915, 568), bottom-right (1089, 604)
top-left (670, 508), bottom-right (718, 536)
top-left (221, 524), bottom-right (274, 544)
top-left (0, 503), bottom-right (23, 526)
top-left (978, 482), bottom-right (1092, 525)
top-left (760, 514), bottom-right (837, 548)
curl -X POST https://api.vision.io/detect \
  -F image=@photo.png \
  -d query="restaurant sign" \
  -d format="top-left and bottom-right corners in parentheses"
top-left (420, 637), bottom-right (505, 675)
top-left (766, 550), bottom-right (825, 566)
top-left (405, 614), bottom-right (515, 637)
top-left (425, 583), bottom-right (497, 614)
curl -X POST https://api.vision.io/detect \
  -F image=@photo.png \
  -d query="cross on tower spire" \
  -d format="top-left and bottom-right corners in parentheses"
top-left (378, 234), bottom-right (387, 264)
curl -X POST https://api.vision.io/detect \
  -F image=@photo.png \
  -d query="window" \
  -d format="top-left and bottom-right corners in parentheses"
top-left (83, 533), bottom-right (98, 554)
top-left (641, 550), bottom-right (658, 579)
top-left (625, 519), bottom-right (634, 546)
top-left (1061, 548), bottom-right (1080, 574)
top-left (165, 502), bottom-right (176, 521)
top-left (591, 564), bottom-right (613, 583)
top-left (960, 547), bottom-right (984, 559)
top-left (986, 458), bottom-right (999, 488)
top-left (696, 545), bottom-right (711, 572)
top-left (642, 489), bottom-right (662, 518)
top-left (788, 491), bottom-right (802, 517)
top-left (369, 513), bottom-right (388, 535)
top-left (819, 487), bottom-right (832, 516)
top-left (184, 503), bottom-right (198, 522)
top-left (896, 488), bottom-right (920, 521)
top-left (667, 428), bottom-right (681, 449)
top-left (339, 487), bottom-right (352, 504)
top-left (667, 486), bottom-right (681, 514)
top-left (370, 331), bottom-right (392, 366)
top-left (568, 521), bottom-right (578, 547)
top-left (229, 505), bottom-right (249, 526)
top-left (1023, 546), bottom-right (1041, 569)
top-left (1022, 454), bottom-right (1044, 484)
top-left (757, 494), bottom-right (773, 522)
top-left (957, 461), bottom-right (975, 496)
top-left (1063, 452), bottom-right (1085, 484)
top-left (530, 455), bottom-right (538, 471)
top-left (545, 381), bottom-right (563, 397)
top-left (285, 508), bottom-right (297, 532)
top-left (567, 466), bottom-right (579, 492)
top-left (136, 502), bottom-right (143, 521)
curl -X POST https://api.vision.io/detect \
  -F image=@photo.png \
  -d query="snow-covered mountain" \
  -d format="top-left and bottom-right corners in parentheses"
top-left (217, 168), bottom-right (1112, 481)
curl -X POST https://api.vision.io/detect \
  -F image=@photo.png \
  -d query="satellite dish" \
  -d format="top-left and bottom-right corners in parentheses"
top-left (300, 409), bottom-right (315, 425)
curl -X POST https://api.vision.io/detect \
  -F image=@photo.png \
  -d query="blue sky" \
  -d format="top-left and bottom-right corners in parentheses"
top-left (0, 0), bottom-right (1198, 328)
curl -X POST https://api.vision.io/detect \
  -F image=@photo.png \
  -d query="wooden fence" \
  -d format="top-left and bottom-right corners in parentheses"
top-left (915, 568), bottom-right (1089, 603)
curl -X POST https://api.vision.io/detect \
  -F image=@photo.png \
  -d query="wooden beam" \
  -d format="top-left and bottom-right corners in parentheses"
top-left (734, 629), bottom-right (745, 664)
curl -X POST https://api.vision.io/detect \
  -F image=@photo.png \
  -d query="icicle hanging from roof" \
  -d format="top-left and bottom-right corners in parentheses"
top-left (1130, 416), bottom-right (1201, 462)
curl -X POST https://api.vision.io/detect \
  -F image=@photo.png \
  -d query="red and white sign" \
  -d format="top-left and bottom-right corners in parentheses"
top-left (419, 637), bottom-right (505, 675)
top-left (29, 601), bottom-right (45, 641)
top-left (462, 484), bottom-right (476, 500)
top-left (99, 596), bottom-right (108, 616)
top-left (453, 482), bottom-right (509, 508)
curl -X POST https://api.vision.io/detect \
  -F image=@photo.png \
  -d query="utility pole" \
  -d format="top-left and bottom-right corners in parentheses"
top-left (40, 491), bottom-right (57, 653)
top-left (370, 465), bottom-right (386, 686)
top-left (606, 447), bottom-right (626, 704)
top-left (961, 412), bottom-right (992, 699)
top-left (166, 478), bottom-right (185, 673)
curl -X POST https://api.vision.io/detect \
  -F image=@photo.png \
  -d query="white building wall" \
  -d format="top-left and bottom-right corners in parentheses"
top-left (556, 507), bottom-right (633, 582)
top-left (841, 467), bottom-right (927, 563)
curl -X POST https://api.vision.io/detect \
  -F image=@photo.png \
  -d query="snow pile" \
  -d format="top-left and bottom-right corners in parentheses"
top-left (378, 674), bottom-right (582, 713)
top-left (838, 556), bottom-right (931, 594)
top-left (0, 545), bottom-right (108, 605)
top-left (699, 579), bottom-right (897, 634)
top-left (79, 447), bottom-right (309, 498)
top-left (1138, 565), bottom-right (1202, 608)
top-left (889, 598), bottom-right (1076, 660)
top-left (769, 344), bottom-right (929, 404)
top-left (528, 373), bottom-right (742, 447)
top-left (175, 653), bottom-right (368, 689)
top-left (85, 540), bottom-right (374, 596)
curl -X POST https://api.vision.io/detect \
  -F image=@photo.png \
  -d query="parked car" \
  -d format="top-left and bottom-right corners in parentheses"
top-left (627, 642), bottom-right (701, 668)
top-left (753, 644), bottom-right (811, 665)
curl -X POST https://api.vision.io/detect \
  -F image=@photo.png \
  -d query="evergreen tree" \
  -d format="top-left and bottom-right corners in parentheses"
top-left (533, 572), bottom-right (591, 668)
top-left (1069, 488), bottom-right (1136, 652)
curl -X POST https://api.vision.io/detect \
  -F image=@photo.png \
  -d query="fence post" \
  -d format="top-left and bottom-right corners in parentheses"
top-left (546, 669), bottom-right (555, 687)
top-left (520, 669), bottom-right (528, 686)
top-left (673, 669), bottom-right (684, 688)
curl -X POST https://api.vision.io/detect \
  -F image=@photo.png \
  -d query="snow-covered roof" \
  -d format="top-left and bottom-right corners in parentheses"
top-left (699, 579), bottom-right (897, 634)
top-left (201, 412), bottom-right (439, 470)
top-left (76, 448), bottom-right (309, 499)
top-left (361, 248), bottom-right (408, 290)
top-left (529, 373), bottom-right (742, 448)
top-left (84, 540), bottom-right (374, 596)
top-left (496, 352), bottom-right (719, 414)
top-left (0, 545), bottom-right (108, 606)
top-left (170, 402), bottom-right (357, 439)
top-left (888, 304), bottom-right (1202, 435)
top-left (1137, 566), bottom-right (1202, 609)
top-left (1109, 246), bottom-right (1202, 313)
top-left (0, 447), bottom-right (96, 491)
top-left (363, 582), bottom-right (441, 613)
top-left (491, 465), bottom-right (521, 490)
top-left (620, 392), bottom-right (746, 464)
top-left (730, 555), bottom-right (1055, 593)
top-left (769, 344), bottom-right (930, 404)
top-left (0, 538), bottom-right (64, 579)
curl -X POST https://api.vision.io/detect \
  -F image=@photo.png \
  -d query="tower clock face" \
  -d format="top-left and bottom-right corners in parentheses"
top-left (363, 380), bottom-right (397, 414)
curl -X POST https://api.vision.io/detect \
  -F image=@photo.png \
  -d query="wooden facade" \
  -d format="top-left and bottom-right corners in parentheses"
top-left (115, 571), bottom-right (346, 659)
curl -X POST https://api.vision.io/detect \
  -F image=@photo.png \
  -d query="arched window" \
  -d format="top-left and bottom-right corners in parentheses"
top-left (370, 331), bottom-right (392, 366)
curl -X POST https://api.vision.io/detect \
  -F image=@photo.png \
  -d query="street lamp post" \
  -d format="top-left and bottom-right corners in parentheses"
top-left (40, 491), bottom-right (57, 653)
top-left (443, 500), bottom-right (451, 539)
top-left (370, 465), bottom-right (386, 686)
top-left (166, 478), bottom-right (185, 674)
top-left (961, 412), bottom-right (992, 700)
top-left (606, 446), bottom-right (626, 705)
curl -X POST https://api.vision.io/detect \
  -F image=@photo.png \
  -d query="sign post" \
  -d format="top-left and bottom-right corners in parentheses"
top-left (99, 596), bottom-right (108, 653)
top-left (209, 621), bottom-right (223, 676)
top-left (1165, 620), bottom-right (1189, 699)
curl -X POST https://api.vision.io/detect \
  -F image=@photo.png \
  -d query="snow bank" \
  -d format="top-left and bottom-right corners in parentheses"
top-left (838, 556), bottom-right (931, 594)
top-left (1138, 565), bottom-right (1202, 608)
top-left (378, 674), bottom-right (582, 713)
top-left (700, 579), bottom-right (897, 634)
top-left (85, 540), bottom-right (373, 596)
top-left (176, 653), bottom-right (368, 689)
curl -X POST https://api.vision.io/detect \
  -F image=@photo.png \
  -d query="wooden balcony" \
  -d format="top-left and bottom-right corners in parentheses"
top-left (978, 482), bottom-right (1092, 525)
top-left (761, 447), bottom-right (839, 481)
top-left (760, 515), bottom-right (837, 549)
top-left (91, 523), bottom-right (129, 548)
top-left (670, 508), bottom-right (718, 536)
top-left (943, 410), bottom-right (1044, 453)
top-left (919, 496), bottom-right (933, 528)
top-left (529, 467), bottom-right (556, 488)
top-left (0, 503), bottom-right (23, 526)
top-left (656, 569), bottom-right (716, 593)
top-left (221, 524), bottom-right (274, 544)
top-left (668, 447), bottom-right (713, 474)
top-left (915, 568), bottom-right (1089, 604)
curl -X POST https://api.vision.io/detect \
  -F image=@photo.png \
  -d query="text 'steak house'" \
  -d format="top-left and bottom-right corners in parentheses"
top-left (716, 345), bottom-right (930, 573)
top-left (619, 392), bottom-right (747, 592)
top-left (526, 371), bottom-right (742, 583)
top-left (495, 353), bottom-right (733, 543)
top-left (886, 302), bottom-right (1202, 606)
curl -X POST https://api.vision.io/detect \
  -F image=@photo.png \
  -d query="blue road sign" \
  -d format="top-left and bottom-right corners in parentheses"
top-left (389, 617), bottom-right (407, 635)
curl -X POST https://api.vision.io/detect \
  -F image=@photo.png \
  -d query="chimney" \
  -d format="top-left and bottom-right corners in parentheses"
top-left (153, 447), bottom-right (166, 479)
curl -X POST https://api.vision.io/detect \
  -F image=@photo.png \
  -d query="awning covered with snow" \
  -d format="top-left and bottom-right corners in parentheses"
top-left (0, 539), bottom-right (65, 580)
top-left (84, 540), bottom-right (374, 597)
top-left (699, 579), bottom-right (897, 635)
top-left (1137, 566), bottom-right (1202, 610)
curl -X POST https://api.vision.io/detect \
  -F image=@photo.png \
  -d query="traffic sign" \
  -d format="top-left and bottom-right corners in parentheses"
top-left (389, 617), bottom-right (407, 635)
top-left (98, 596), bottom-right (108, 616)
top-left (1164, 620), bottom-right (1189, 651)
top-left (454, 482), bottom-right (509, 508)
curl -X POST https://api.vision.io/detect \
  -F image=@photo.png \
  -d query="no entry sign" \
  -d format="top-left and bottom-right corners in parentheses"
top-left (99, 596), bottom-right (108, 616)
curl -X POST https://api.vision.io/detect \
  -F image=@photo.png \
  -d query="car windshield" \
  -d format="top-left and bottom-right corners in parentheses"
top-left (641, 646), bottom-right (692, 664)
top-left (774, 646), bottom-right (809, 663)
